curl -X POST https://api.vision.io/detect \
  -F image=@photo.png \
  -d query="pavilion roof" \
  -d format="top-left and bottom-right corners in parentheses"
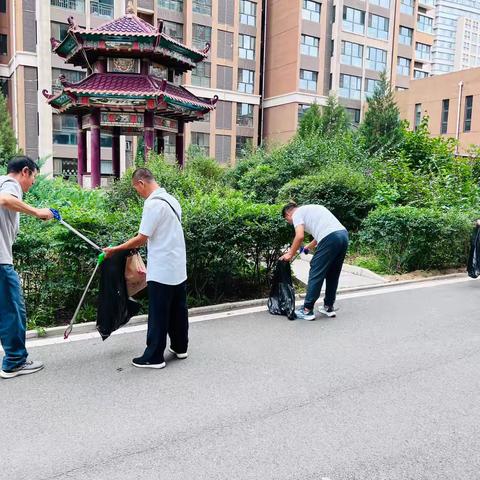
top-left (51, 13), bottom-right (209, 72)
top-left (42, 73), bottom-right (216, 121)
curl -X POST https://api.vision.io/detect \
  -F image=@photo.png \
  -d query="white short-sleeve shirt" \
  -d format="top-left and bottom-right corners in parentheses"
top-left (292, 205), bottom-right (346, 243)
top-left (0, 176), bottom-right (23, 265)
top-left (139, 188), bottom-right (187, 286)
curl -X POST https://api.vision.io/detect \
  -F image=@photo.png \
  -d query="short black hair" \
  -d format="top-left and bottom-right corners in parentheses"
top-left (282, 202), bottom-right (298, 218)
top-left (132, 168), bottom-right (155, 183)
top-left (7, 155), bottom-right (39, 175)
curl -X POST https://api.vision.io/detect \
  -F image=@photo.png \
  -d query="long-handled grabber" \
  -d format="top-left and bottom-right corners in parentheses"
top-left (49, 209), bottom-right (102, 252)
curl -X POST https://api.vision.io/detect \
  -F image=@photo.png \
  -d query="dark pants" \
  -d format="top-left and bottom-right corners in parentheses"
top-left (142, 281), bottom-right (189, 363)
top-left (304, 230), bottom-right (349, 311)
top-left (0, 265), bottom-right (28, 371)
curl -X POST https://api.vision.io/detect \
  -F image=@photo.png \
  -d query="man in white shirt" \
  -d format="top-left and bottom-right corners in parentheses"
top-left (280, 202), bottom-right (349, 321)
top-left (0, 156), bottom-right (53, 379)
top-left (103, 168), bottom-right (188, 369)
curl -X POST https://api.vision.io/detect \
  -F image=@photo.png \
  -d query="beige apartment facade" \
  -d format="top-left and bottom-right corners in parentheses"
top-left (1, 0), bottom-right (261, 181)
top-left (396, 66), bottom-right (480, 153)
top-left (262, 0), bottom-right (435, 145)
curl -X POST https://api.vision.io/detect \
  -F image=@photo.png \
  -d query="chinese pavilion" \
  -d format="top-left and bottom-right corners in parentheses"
top-left (44, 1), bottom-right (216, 188)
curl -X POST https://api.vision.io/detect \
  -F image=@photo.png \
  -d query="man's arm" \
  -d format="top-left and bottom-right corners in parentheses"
top-left (102, 233), bottom-right (149, 258)
top-left (280, 225), bottom-right (305, 262)
top-left (0, 193), bottom-right (53, 220)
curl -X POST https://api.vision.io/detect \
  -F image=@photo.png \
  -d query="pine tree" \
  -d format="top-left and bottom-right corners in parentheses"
top-left (0, 93), bottom-right (18, 167)
top-left (359, 71), bottom-right (403, 156)
top-left (298, 102), bottom-right (323, 138)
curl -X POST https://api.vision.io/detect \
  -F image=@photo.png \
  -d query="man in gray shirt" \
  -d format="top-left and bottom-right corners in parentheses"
top-left (0, 156), bottom-right (53, 379)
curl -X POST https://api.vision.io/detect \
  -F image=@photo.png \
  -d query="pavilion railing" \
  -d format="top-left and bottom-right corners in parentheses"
top-left (50, 0), bottom-right (85, 12)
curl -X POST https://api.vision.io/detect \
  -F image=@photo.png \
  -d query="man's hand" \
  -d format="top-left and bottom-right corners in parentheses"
top-left (35, 208), bottom-right (54, 221)
top-left (279, 251), bottom-right (294, 262)
top-left (102, 246), bottom-right (118, 259)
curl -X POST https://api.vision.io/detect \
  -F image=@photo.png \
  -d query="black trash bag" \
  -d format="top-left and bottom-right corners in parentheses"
top-left (97, 250), bottom-right (141, 341)
top-left (467, 226), bottom-right (480, 278)
top-left (267, 260), bottom-right (296, 320)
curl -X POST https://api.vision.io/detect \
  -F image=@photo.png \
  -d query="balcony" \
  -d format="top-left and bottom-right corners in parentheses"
top-left (91, 0), bottom-right (114, 18)
top-left (418, 0), bottom-right (435, 9)
top-left (50, 0), bottom-right (85, 12)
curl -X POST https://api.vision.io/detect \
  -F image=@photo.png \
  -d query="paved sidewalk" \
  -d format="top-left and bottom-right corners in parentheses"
top-left (292, 253), bottom-right (386, 289)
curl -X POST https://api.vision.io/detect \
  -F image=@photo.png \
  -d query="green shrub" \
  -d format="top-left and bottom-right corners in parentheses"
top-left (359, 206), bottom-right (473, 272)
top-left (277, 165), bottom-right (375, 231)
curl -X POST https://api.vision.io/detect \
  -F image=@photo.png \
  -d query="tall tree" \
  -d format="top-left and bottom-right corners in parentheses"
top-left (0, 93), bottom-right (17, 167)
top-left (359, 71), bottom-right (403, 156)
top-left (298, 96), bottom-right (350, 139)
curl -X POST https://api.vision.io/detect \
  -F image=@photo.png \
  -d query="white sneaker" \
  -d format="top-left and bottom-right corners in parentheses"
top-left (169, 347), bottom-right (188, 359)
top-left (294, 308), bottom-right (316, 321)
top-left (0, 360), bottom-right (44, 379)
top-left (318, 305), bottom-right (336, 318)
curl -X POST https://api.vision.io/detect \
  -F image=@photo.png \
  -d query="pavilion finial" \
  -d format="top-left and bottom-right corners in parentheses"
top-left (126, 0), bottom-right (135, 14)
top-left (67, 16), bottom-right (77, 29)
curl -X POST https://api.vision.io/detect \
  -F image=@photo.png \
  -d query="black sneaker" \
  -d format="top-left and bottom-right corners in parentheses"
top-left (0, 360), bottom-right (44, 379)
top-left (318, 305), bottom-right (336, 318)
top-left (131, 357), bottom-right (166, 369)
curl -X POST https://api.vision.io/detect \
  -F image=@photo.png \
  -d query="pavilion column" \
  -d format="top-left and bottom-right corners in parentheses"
top-left (77, 114), bottom-right (87, 187)
top-left (144, 111), bottom-right (154, 160)
top-left (156, 130), bottom-right (164, 154)
top-left (175, 120), bottom-right (185, 167)
top-left (112, 126), bottom-right (120, 179)
top-left (90, 109), bottom-right (101, 188)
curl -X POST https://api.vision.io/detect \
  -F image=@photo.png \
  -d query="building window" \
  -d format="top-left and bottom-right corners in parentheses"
top-left (365, 78), bottom-right (380, 98)
top-left (368, 13), bottom-right (389, 40)
top-left (90, 0), bottom-right (114, 18)
top-left (239, 34), bottom-right (255, 60)
top-left (0, 77), bottom-right (8, 97)
top-left (299, 69), bottom-right (318, 92)
top-left (346, 108), bottom-right (361, 124)
top-left (417, 14), bottom-right (433, 34)
top-left (441, 99), bottom-right (449, 134)
top-left (193, 0), bottom-right (211, 15)
top-left (366, 47), bottom-right (387, 71)
top-left (163, 134), bottom-right (176, 162)
top-left (51, 22), bottom-right (70, 41)
top-left (191, 132), bottom-right (210, 156)
top-left (191, 61), bottom-right (211, 88)
top-left (298, 104), bottom-right (311, 120)
top-left (51, 0), bottom-right (85, 12)
top-left (414, 69), bottom-right (428, 79)
top-left (341, 41), bottom-right (363, 67)
top-left (162, 21), bottom-right (183, 42)
top-left (339, 73), bottom-right (361, 100)
top-left (369, 0), bottom-right (389, 7)
top-left (343, 7), bottom-right (365, 35)
top-left (464, 95), bottom-right (473, 132)
top-left (192, 24), bottom-right (211, 50)
top-left (236, 136), bottom-right (252, 158)
top-left (414, 103), bottom-right (422, 130)
top-left (238, 68), bottom-right (254, 93)
top-left (240, 0), bottom-right (256, 26)
top-left (101, 133), bottom-right (113, 148)
top-left (53, 114), bottom-right (77, 145)
top-left (300, 35), bottom-right (320, 57)
top-left (0, 0), bottom-right (7, 13)
top-left (0, 34), bottom-right (6, 56)
top-left (158, 0), bottom-right (183, 13)
top-left (302, 0), bottom-right (321, 22)
top-left (397, 56), bottom-right (411, 76)
top-left (52, 68), bottom-right (85, 91)
top-left (237, 103), bottom-right (254, 127)
top-left (53, 158), bottom-right (78, 179)
top-left (416, 42), bottom-right (431, 61)
top-left (399, 26), bottom-right (413, 46)
top-left (400, 0), bottom-right (413, 15)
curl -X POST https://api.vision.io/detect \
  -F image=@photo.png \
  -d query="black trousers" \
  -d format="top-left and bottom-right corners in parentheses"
top-left (142, 281), bottom-right (189, 363)
top-left (304, 230), bottom-right (349, 310)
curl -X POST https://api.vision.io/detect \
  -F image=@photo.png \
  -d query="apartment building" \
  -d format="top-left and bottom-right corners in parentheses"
top-left (432, 0), bottom-right (480, 75)
top-left (1, 0), bottom-right (261, 180)
top-left (262, 0), bottom-right (435, 144)
top-left (396, 66), bottom-right (480, 152)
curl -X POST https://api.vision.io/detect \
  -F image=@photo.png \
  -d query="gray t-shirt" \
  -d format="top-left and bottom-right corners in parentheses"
top-left (0, 176), bottom-right (23, 265)
top-left (292, 205), bottom-right (346, 243)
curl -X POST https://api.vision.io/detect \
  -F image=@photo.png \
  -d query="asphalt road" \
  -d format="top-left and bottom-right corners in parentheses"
top-left (2, 278), bottom-right (480, 480)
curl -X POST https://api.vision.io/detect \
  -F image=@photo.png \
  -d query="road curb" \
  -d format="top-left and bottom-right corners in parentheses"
top-left (26, 272), bottom-right (469, 340)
